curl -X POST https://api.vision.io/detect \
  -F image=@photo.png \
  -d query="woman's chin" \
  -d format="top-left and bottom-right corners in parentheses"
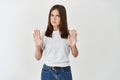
top-left (52, 24), bottom-right (58, 27)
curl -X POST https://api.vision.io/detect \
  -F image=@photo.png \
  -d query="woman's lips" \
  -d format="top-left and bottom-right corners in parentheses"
top-left (52, 21), bottom-right (56, 24)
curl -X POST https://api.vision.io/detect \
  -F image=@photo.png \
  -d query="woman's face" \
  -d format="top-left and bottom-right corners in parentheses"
top-left (50, 9), bottom-right (60, 30)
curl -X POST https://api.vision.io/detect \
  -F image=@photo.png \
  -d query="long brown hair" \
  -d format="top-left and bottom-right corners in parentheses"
top-left (45, 4), bottom-right (69, 39)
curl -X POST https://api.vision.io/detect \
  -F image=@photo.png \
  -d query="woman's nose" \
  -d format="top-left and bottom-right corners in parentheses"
top-left (53, 16), bottom-right (56, 20)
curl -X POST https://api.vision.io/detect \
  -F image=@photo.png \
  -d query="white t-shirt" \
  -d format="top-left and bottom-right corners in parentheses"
top-left (42, 30), bottom-right (70, 67)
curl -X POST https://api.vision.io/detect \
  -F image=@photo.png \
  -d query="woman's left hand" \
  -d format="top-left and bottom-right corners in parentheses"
top-left (68, 29), bottom-right (77, 47)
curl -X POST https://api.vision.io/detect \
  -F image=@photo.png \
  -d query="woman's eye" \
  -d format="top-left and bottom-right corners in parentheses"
top-left (51, 14), bottom-right (54, 17)
top-left (56, 15), bottom-right (60, 17)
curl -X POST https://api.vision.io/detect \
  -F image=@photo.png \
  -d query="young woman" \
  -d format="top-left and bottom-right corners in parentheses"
top-left (33, 4), bottom-right (78, 80)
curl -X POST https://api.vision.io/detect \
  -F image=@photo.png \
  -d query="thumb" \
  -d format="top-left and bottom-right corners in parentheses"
top-left (41, 35), bottom-right (44, 40)
top-left (67, 35), bottom-right (71, 42)
top-left (68, 35), bottom-right (70, 39)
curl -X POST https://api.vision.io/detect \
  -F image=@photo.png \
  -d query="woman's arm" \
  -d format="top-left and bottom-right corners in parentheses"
top-left (68, 29), bottom-right (79, 57)
top-left (71, 44), bottom-right (78, 57)
top-left (35, 46), bottom-right (43, 60)
top-left (33, 29), bottom-right (44, 60)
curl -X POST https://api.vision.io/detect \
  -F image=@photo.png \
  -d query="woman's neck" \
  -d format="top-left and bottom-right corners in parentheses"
top-left (53, 26), bottom-right (59, 31)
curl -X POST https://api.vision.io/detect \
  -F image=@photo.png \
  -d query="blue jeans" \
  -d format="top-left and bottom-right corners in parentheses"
top-left (41, 64), bottom-right (72, 80)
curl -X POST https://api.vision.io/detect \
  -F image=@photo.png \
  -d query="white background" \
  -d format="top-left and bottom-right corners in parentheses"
top-left (0, 0), bottom-right (120, 80)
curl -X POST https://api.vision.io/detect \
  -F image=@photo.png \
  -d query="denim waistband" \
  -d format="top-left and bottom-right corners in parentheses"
top-left (43, 64), bottom-right (71, 71)
top-left (41, 64), bottom-right (72, 80)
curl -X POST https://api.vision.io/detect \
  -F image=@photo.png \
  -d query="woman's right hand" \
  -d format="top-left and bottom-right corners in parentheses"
top-left (33, 29), bottom-right (43, 48)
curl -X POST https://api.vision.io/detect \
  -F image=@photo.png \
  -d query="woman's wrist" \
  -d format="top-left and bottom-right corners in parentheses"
top-left (36, 44), bottom-right (42, 48)
top-left (71, 44), bottom-right (76, 49)
top-left (36, 45), bottom-right (42, 51)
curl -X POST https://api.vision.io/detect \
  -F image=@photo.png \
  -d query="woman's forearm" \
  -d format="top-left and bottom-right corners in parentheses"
top-left (71, 45), bottom-right (79, 57)
top-left (35, 46), bottom-right (43, 60)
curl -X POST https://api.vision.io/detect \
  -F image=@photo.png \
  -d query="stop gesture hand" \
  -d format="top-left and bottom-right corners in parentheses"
top-left (33, 29), bottom-right (43, 48)
top-left (68, 29), bottom-right (77, 47)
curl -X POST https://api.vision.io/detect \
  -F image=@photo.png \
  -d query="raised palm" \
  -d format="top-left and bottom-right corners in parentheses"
top-left (33, 29), bottom-right (43, 48)
top-left (68, 29), bottom-right (77, 47)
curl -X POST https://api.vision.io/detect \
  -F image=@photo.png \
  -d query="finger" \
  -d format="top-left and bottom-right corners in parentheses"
top-left (71, 30), bottom-right (74, 36)
top-left (33, 30), bottom-right (35, 37)
top-left (72, 29), bottom-right (76, 33)
top-left (35, 29), bottom-right (39, 35)
top-left (35, 29), bottom-right (40, 39)
top-left (34, 30), bottom-right (40, 40)
top-left (67, 35), bottom-right (71, 45)
top-left (39, 30), bottom-right (43, 39)
top-left (33, 33), bottom-right (37, 40)
top-left (67, 35), bottom-right (71, 40)
top-left (39, 30), bottom-right (42, 39)
top-left (33, 30), bottom-right (37, 38)
top-left (33, 33), bottom-right (35, 39)
top-left (68, 34), bottom-right (70, 38)
top-left (34, 29), bottom-right (38, 36)
top-left (41, 35), bottom-right (44, 41)
top-left (36, 29), bottom-right (39, 38)
top-left (41, 35), bottom-right (44, 39)
top-left (72, 30), bottom-right (77, 36)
